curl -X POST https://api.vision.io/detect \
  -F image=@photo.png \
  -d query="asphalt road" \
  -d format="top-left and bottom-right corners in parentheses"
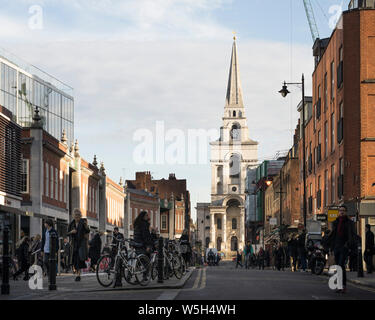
top-left (4, 261), bottom-right (375, 300)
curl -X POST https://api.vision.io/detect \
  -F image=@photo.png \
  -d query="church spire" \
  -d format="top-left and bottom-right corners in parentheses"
top-left (225, 36), bottom-right (244, 108)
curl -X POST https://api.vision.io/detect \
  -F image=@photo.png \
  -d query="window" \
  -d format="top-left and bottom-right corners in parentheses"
top-left (161, 214), bottom-right (167, 230)
top-left (317, 130), bottom-right (322, 164)
top-left (232, 218), bottom-right (237, 230)
top-left (45, 162), bottom-right (48, 196)
top-left (59, 170), bottom-right (63, 202)
top-left (324, 73), bottom-right (328, 111)
top-left (231, 236), bottom-right (238, 251)
top-left (337, 46), bottom-right (344, 88)
top-left (217, 237), bottom-right (222, 251)
top-left (317, 176), bottom-right (321, 209)
top-left (338, 158), bottom-right (344, 199)
top-left (50, 165), bottom-right (53, 199)
top-left (331, 61), bottom-right (335, 100)
top-left (21, 159), bottom-right (29, 193)
top-left (331, 165), bottom-right (335, 204)
top-left (233, 110), bottom-right (236, 117)
top-left (55, 168), bottom-right (58, 200)
top-left (331, 113), bottom-right (335, 152)
top-left (338, 102), bottom-right (344, 143)
top-left (217, 218), bottom-right (222, 230)
top-left (205, 237), bottom-right (210, 248)
top-left (324, 170), bottom-right (328, 207)
top-left (230, 124), bottom-right (241, 141)
top-left (324, 121), bottom-right (328, 158)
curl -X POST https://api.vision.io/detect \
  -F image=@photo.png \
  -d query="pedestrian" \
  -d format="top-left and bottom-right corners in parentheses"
top-left (275, 243), bottom-right (286, 271)
top-left (364, 224), bottom-right (374, 274)
top-left (326, 205), bottom-right (356, 293)
top-left (289, 234), bottom-right (298, 272)
top-left (61, 237), bottom-right (71, 272)
top-left (258, 247), bottom-right (265, 270)
top-left (13, 236), bottom-right (31, 281)
top-left (235, 250), bottom-right (243, 268)
top-left (297, 229), bottom-right (307, 272)
top-left (67, 209), bottom-right (90, 281)
top-left (29, 234), bottom-right (42, 266)
top-left (348, 239), bottom-right (358, 272)
top-left (41, 219), bottom-right (59, 278)
top-left (243, 241), bottom-right (253, 269)
top-left (133, 211), bottom-right (153, 256)
top-left (89, 231), bottom-right (102, 272)
top-left (179, 229), bottom-right (192, 266)
top-left (265, 248), bottom-right (270, 268)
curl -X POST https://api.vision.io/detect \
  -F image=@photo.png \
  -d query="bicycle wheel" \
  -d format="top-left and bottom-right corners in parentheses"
top-left (135, 254), bottom-right (151, 286)
top-left (172, 254), bottom-right (183, 279)
top-left (123, 258), bottom-right (138, 285)
top-left (180, 256), bottom-right (187, 274)
top-left (96, 255), bottom-right (115, 287)
top-left (151, 261), bottom-right (158, 280)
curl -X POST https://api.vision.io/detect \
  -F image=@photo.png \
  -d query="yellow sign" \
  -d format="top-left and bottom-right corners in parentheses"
top-left (328, 209), bottom-right (339, 222)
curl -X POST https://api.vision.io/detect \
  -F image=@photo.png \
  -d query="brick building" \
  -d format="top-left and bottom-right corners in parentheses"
top-left (126, 172), bottom-right (191, 239)
top-left (124, 187), bottom-right (160, 239)
top-left (301, 2), bottom-right (375, 243)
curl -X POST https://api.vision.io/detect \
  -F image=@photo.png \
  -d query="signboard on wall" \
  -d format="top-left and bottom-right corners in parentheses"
top-left (328, 209), bottom-right (339, 222)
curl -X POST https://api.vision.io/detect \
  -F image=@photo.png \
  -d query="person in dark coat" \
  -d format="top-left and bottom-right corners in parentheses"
top-left (297, 229), bottom-right (307, 271)
top-left (326, 205), bottom-right (356, 293)
top-left (133, 211), bottom-right (153, 255)
top-left (89, 231), bottom-right (102, 272)
top-left (258, 247), bottom-right (265, 270)
top-left (179, 229), bottom-right (191, 266)
top-left (61, 237), bottom-right (71, 272)
top-left (41, 219), bottom-right (59, 278)
top-left (67, 209), bottom-right (90, 281)
top-left (29, 234), bottom-right (42, 266)
top-left (275, 243), bottom-right (286, 271)
top-left (288, 235), bottom-right (299, 272)
top-left (365, 224), bottom-right (374, 274)
top-left (13, 237), bottom-right (31, 280)
top-left (235, 250), bottom-right (243, 268)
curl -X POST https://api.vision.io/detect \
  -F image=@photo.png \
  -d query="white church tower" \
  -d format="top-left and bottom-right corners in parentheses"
top-left (209, 36), bottom-right (258, 256)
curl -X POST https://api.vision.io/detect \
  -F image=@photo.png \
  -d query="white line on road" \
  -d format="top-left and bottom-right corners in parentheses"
top-left (192, 268), bottom-right (202, 289)
top-left (200, 268), bottom-right (206, 290)
top-left (156, 289), bottom-right (180, 300)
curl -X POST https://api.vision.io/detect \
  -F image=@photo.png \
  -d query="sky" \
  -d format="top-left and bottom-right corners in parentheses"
top-left (0, 0), bottom-right (348, 219)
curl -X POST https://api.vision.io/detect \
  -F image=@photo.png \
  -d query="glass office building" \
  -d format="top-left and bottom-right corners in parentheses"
top-left (0, 48), bottom-right (74, 145)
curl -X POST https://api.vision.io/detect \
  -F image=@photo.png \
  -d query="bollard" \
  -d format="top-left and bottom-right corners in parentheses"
top-left (49, 232), bottom-right (57, 290)
top-left (357, 238), bottom-right (364, 278)
top-left (157, 236), bottom-right (164, 283)
top-left (1, 227), bottom-right (10, 295)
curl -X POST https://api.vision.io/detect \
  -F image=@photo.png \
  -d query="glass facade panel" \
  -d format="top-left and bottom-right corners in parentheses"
top-left (0, 58), bottom-right (74, 144)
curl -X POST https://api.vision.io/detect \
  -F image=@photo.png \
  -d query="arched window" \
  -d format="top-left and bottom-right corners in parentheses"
top-left (233, 110), bottom-right (236, 117)
top-left (232, 218), bottom-right (237, 230)
top-left (230, 123), bottom-right (241, 141)
top-left (239, 111), bottom-right (242, 117)
top-left (217, 237), bottom-right (222, 251)
top-left (217, 165), bottom-right (223, 177)
top-left (229, 154), bottom-right (241, 183)
top-left (231, 236), bottom-right (238, 251)
top-left (217, 217), bottom-right (222, 230)
top-left (205, 237), bottom-right (210, 248)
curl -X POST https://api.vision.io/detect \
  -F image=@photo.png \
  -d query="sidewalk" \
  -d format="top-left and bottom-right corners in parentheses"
top-left (323, 269), bottom-right (375, 289)
top-left (0, 267), bottom-right (194, 300)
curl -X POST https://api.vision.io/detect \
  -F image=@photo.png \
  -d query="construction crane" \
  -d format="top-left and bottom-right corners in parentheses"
top-left (303, 0), bottom-right (320, 43)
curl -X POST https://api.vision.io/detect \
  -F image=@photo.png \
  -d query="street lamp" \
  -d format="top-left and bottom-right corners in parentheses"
top-left (279, 74), bottom-right (307, 229)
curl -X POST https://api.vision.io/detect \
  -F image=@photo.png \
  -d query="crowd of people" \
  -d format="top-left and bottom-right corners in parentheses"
top-left (8, 208), bottom-right (195, 282)
top-left (233, 205), bottom-right (375, 294)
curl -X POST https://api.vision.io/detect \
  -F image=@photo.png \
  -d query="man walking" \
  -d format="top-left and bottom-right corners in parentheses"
top-left (235, 250), bottom-right (243, 268)
top-left (365, 224), bottom-right (374, 274)
top-left (326, 205), bottom-right (356, 293)
top-left (41, 219), bottom-right (59, 278)
top-left (243, 241), bottom-right (253, 269)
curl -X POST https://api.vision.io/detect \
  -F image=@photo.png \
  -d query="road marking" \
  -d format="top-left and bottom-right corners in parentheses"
top-left (200, 268), bottom-right (206, 290)
top-left (192, 268), bottom-right (202, 289)
top-left (156, 289), bottom-right (180, 300)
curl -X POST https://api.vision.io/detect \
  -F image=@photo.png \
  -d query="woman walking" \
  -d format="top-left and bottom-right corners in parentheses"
top-left (133, 211), bottom-right (153, 255)
top-left (179, 229), bottom-right (191, 266)
top-left (89, 231), bottom-right (102, 272)
top-left (67, 209), bottom-right (90, 281)
top-left (13, 237), bottom-right (31, 281)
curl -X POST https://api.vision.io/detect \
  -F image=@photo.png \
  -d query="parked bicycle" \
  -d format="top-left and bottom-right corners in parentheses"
top-left (96, 236), bottom-right (151, 287)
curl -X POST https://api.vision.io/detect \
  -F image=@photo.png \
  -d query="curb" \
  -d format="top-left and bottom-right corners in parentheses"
top-left (75, 267), bottom-right (196, 293)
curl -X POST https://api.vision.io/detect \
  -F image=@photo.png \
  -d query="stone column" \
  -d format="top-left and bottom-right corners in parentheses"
top-left (223, 213), bottom-right (227, 251)
top-left (210, 213), bottom-right (215, 248)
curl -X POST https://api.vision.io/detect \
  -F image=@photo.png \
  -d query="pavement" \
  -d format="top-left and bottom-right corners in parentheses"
top-left (322, 268), bottom-right (375, 289)
top-left (1, 262), bottom-right (374, 300)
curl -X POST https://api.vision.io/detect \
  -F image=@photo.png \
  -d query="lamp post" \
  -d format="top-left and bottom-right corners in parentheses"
top-left (279, 74), bottom-right (307, 229)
